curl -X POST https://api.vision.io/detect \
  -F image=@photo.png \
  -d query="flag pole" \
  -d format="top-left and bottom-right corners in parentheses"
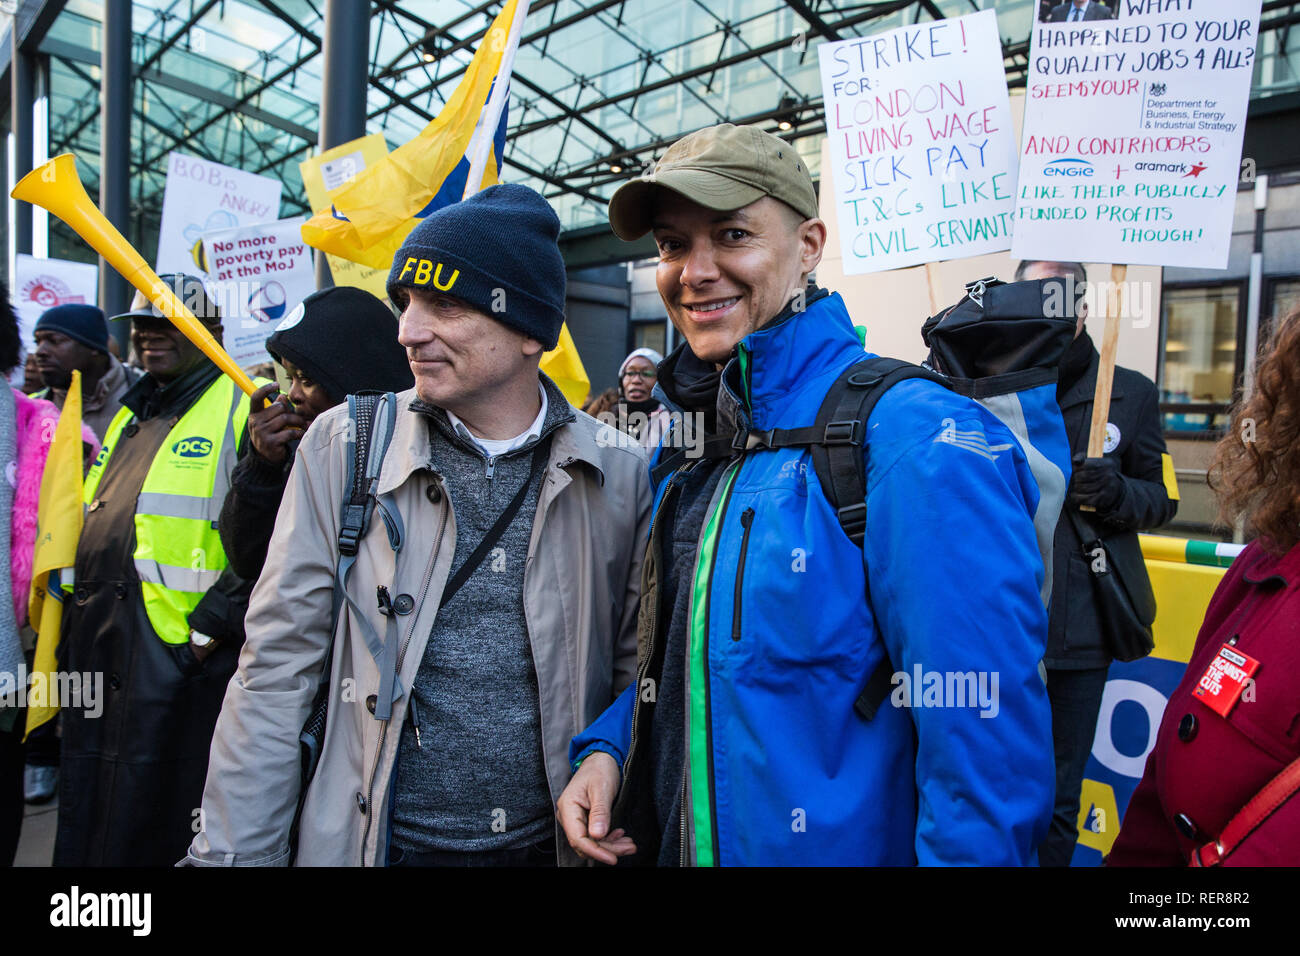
top-left (463, 0), bottom-right (531, 200)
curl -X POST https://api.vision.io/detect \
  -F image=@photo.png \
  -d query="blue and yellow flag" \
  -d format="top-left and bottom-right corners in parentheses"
top-left (25, 370), bottom-right (86, 739)
top-left (301, 0), bottom-right (520, 271)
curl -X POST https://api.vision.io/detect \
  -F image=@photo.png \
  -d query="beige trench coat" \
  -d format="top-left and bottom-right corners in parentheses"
top-left (187, 386), bottom-right (650, 866)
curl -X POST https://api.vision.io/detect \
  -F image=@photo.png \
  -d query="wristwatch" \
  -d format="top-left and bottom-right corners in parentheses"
top-left (189, 629), bottom-right (217, 649)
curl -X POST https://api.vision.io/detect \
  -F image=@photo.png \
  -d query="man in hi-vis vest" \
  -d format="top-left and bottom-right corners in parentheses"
top-left (55, 274), bottom-right (266, 866)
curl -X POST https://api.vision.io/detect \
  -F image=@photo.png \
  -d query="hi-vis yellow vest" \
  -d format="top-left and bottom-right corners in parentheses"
top-left (84, 375), bottom-right (262, 644)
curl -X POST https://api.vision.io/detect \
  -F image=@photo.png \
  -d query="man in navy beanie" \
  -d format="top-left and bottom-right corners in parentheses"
top-left (190, 183), bottom-right (652, 867)
top-left (31, 303), bottom-right (140, 440)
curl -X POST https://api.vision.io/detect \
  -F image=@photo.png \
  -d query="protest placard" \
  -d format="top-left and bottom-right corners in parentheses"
top-left (818, 9), bottom-right (1018, 274)
top-left (10, 254), bottom-right (100, 382)
top-left (1012, 0), bottom-right (1262, 268)
top-left (299, 133), bottom-right (392, 301)
top-left (156, 153), bottom-right (283, 279)
top-left (202, 217), bottom-right (315, 368)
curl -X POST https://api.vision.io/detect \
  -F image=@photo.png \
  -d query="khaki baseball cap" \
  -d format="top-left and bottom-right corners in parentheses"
top-left (607, 124), bottom-right (818, 241)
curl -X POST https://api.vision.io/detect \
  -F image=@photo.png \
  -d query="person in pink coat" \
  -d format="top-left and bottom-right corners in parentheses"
top-left (1, 285), bottom-right (98, 864)
top-left (1109, 307), bottom-right (1300, 866)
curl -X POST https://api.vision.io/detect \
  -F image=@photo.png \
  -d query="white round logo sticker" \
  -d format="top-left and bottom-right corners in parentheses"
top-left (274, 301), bottom-right (306, 332)
top-left (1103, 422), bottom-right (1121, 454)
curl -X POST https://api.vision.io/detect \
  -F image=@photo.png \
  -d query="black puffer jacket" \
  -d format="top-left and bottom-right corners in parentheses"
top-left (1046, 332), bottom-right (1178, 669)
top-left (218, 289), bottom-right (412, 581)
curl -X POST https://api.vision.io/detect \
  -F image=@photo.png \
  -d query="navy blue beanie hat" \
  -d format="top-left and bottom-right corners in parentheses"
top-left (386, 183), bottom-right (567, 350)
top-left (35, 303), bottom-right (109, 354)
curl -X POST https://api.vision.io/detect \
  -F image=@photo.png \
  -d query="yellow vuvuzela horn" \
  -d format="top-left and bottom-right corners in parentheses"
top-left (11, 153), bottom-right (258, 397)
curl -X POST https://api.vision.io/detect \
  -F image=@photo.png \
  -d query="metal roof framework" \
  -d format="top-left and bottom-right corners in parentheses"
top-left (23, 0), bottom-right (1300, 261)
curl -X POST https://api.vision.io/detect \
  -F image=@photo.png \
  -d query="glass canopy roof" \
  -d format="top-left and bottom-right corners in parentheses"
top-left (31, 0), bottom-right (1300, 262)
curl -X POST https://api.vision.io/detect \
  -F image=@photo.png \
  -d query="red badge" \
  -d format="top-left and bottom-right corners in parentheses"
top-left (1193, 643), bottom-right (1261, 718)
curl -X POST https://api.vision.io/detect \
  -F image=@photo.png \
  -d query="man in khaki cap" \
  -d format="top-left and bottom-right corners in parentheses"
top-left (557, 124), bottom-right (1055, 866)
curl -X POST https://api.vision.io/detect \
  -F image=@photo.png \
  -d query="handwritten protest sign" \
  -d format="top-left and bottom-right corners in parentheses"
top-left (818, 9), bottom-right (1018, 274)
top-left (156, 153), bottom-right (283, 279)
top-left (1012, 0), bottom-right (1262, 268)
top-left (202, 217), bottom-right (314, 368)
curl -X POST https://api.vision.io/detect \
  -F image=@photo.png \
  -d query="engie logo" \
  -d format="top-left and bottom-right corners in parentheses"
top-left (172, 436), bottom-right (213, 458)
top-left (1043, 158), bottom-right (1095, 178)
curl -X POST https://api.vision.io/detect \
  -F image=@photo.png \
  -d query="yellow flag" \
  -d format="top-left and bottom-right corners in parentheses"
top-left (25, 370), bottom-right (85, 738)
top-left (540, 324), bottom-right (591, 408)
top-left (301, 0), bottom-right (520, 270)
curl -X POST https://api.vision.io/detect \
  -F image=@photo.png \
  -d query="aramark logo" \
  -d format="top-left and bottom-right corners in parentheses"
top-left (50, 886), bottom-right (151, 936)
top-left (171, 436), bottom-right (213, 458)
top-left (934, 419), bottom-right (1013, 461)
top-left (1043, 158), bottom-right (1094, 178)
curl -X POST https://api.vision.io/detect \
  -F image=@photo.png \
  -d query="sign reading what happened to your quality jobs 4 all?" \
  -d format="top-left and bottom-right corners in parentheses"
top-left (1012, 0), bottom-right (1262, 270)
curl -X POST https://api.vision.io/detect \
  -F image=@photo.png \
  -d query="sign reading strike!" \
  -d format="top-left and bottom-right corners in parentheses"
top-left (818, 9), bottom-right (1018, 274)
top-left (1012, 0), bottom-right (1263, 269)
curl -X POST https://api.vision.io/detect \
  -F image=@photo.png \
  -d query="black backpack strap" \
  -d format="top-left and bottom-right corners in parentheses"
top-left (746, 357), bottom-right (945, 547)
top-left (299, 392), bottom-right (400, 799)
top-left (800, 358), bottom-right (948, 721)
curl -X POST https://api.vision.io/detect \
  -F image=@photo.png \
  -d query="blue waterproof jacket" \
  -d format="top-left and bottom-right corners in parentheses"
top-left (571, 291), bottom-right (1056, 865)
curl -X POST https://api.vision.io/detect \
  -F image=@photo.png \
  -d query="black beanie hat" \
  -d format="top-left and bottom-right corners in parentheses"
top-left (266, 286), bottom-right (414, 405)
top-left (35, 304), bottom-right (109, 354)
top-left (386, 183), bottom-right (567, 350)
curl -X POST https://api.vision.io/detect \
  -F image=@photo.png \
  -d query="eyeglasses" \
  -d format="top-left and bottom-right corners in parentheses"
top-left (622, 368), bottom-right (657, 380)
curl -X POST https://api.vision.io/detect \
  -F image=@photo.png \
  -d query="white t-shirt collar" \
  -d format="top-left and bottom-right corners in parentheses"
top-left (446, 382), bottom-right (548, 459)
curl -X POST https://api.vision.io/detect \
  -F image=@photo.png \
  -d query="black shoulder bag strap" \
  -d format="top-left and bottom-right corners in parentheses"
top-left (439, 433), bottom-right (554, 609)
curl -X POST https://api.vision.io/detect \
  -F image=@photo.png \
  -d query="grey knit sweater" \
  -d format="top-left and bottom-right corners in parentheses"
top-left (389, 383), bottom-right (574, 853)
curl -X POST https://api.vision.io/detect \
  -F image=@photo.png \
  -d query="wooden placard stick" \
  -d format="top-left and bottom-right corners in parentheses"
top-left (1080, 262), bottom-right (1128, 510)
top-left (924, 261), bottom-right (941, 315)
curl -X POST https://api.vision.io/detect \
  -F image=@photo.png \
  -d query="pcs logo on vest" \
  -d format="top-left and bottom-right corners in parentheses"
top-left (171, 436), bottom-right (213, 458)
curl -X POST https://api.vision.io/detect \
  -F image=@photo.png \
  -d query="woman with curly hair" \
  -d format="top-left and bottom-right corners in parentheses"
top-left (1108, 307), bottom-right (1300, 866)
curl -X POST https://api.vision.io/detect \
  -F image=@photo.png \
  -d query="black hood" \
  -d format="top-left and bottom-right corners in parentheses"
top-left (266, 286), bottom-right (413, 404)
top-left (1057, 329), bottom-right (1097, 401)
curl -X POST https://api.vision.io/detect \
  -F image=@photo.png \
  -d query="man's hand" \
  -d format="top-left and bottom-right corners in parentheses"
top-left (1068, 454), bottom-right (1124, 513)
top-left (556, 751), bottom-right (637, 865)
top-left (247, 382), bottom-right (307, 466)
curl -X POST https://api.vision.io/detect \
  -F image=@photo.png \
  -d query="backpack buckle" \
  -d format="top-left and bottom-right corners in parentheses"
top-left (964, 275), bottom-right (999, 307)
top-left (823, 420), bottom-right (861, 445)
top-left (732, 429), bottom-right (775, 452)
top-left (837, 502), bottom-right (867, 544)
top-left (337, 526), bottom-right (361, 557)
top-left (337, 503), bottom-right (367, 556)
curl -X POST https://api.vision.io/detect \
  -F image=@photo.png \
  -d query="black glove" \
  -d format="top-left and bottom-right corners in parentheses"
top-left (1068, 454), bottom-right (1125, 513)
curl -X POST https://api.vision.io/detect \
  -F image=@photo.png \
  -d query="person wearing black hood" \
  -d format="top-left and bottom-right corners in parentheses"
top-left (217, 286), bottom-right (413, 582)
top-left (1017, 259), bottom-right (1180, 867)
